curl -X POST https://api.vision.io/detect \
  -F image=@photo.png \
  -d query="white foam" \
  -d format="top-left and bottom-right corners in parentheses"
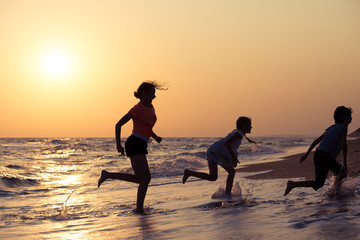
top-left (324, 176), bottom-right (360, 199)
top-left (211, 181), bottom-right (243, 199)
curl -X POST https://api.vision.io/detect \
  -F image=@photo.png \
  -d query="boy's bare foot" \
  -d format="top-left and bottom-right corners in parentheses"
top-left (98, 170), bottom-right (108, 188)
top-left (182, 169), bottom-right (190, 184)
top-left (284, 180), bottom-right (294, 196)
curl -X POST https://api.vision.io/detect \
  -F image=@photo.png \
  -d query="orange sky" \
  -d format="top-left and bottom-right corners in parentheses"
top-left (1, 0), bottom-right (359, 137)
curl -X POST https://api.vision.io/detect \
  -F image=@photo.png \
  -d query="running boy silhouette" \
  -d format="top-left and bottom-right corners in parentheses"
top-left (183, 117), bottom-right (255, 195)
top-left (284, 106), bottom-right (352, 196)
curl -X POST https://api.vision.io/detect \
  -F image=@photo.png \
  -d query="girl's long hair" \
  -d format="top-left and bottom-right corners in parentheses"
top-left (134, 81), bottom-right (168, 98)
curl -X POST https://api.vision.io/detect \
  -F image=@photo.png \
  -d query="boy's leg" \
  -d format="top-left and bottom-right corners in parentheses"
top-left (285, 150), bottom-right (331, 196)
top-left (328, 156), bottom-right (346, 180)
top-left (284, 163), bottom-right (327, 196)
top-left (330, 159), bottom-right (347, 191)
top-left (183, 162), bottom-right (218, 183)
top-left (338, 166), bottom-right (347, 181)
top-left (284, 180), bottom-right (314, 196)
top-left (224, 167), bottom-right (235, 195)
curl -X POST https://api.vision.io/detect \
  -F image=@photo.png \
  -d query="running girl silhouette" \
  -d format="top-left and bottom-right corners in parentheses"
top-left (98, 81), bottom-right (166, 214)
top-left (183, 117), bottom-right (255, 195)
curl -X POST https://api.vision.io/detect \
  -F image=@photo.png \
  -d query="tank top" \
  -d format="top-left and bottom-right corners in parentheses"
top-left (128, 102), bottom-right (157, 140)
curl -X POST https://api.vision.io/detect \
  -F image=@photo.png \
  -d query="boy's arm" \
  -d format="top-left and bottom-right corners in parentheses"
top-left (224, 132), bottom-right (242, 165)
top-left (341, 126), bottom-right (348, 171)
top-left (300, 134), bottom-right (323, 163)
top-left (152, 131), bottom-right (162, 143)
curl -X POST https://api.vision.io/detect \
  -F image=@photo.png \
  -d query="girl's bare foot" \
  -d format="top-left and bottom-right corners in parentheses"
top-left (98, 170), bottom-right (108, 188)
top-left (135, 208), bottom-right (145, 214)
top-left (182, 169), bottom-right (190, 184)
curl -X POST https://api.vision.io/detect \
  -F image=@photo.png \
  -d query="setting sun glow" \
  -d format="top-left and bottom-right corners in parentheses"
top-left (1, 0), bottom-right (359, 137)
top-left (39, 50), bottom-right (73, 78)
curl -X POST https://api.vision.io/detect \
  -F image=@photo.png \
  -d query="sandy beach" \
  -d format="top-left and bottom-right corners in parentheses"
top-left (237, 137), bottom-right (360, 180)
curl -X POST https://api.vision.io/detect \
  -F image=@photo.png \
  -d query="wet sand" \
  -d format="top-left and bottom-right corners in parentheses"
top-left (237, 138), bottom-right (360, 180)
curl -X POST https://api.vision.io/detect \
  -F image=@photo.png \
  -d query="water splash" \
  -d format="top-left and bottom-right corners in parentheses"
top-left (196, 182), bottom-right (250, 209)
top-left (323, 176), bottom-right (360, 199)
top-left (59, 190), bottom-right (76, 218)
top-left (211, 181), bottom-right (243, 199)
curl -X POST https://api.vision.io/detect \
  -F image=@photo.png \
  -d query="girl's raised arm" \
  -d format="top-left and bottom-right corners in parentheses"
top-left (244, 135), bottom-right (256, 145)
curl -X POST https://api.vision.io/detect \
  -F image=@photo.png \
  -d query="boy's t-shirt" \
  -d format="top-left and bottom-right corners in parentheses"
top-left (318, 123), bottom-right (346, 158)
top-left (128, 102), bottom-right (157, 140)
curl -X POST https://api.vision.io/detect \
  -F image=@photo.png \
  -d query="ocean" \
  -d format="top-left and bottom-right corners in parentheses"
top-left (1, 137), bottom-right (360, 239)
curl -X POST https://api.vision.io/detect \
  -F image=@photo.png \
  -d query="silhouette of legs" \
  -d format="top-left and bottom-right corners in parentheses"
top-left (183, 163), bottom-right (237, 195)
top-left (283, 163), bottom-right (348, 196)
top-left (224, 167), bottom-right (235, 195)
top-left (284, 180), bottom-right (314, 196)
top-left (130, 155), bottom-right (151, 214)
top-left (183, 162), bottom-right (218, 184)
top-left (98, 154), bottom-right (151, 214)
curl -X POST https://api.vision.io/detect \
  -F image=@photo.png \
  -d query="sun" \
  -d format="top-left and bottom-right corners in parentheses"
top-left (39, 49), bottom-right (73, 78)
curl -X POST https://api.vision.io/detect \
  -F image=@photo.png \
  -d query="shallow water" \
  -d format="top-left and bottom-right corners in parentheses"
top-left (1, 137), bottom-right (360, 239)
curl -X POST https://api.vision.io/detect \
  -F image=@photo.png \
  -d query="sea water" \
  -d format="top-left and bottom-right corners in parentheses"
top-left (1, 137), bottom-right (360, 240)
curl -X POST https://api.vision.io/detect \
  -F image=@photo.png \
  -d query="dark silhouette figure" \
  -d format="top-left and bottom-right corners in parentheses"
top-left (284, 106), bottom-right (352, 196)
top-left (183, 117), bottom-right (256, 195)
top-left (98, 81), bottom-right (166, 214)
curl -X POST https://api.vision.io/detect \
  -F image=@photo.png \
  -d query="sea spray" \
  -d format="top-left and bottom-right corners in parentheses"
top-left (324, 176), bottom-right (360, 199)
top-left (59, 190), bottom-right (75, 218)
top-left (211, 181), bottom-right (242, 199)
top-left (4, 137), bottom-right (360, 240)
top-left (211, 181), bottom-right (255, 201)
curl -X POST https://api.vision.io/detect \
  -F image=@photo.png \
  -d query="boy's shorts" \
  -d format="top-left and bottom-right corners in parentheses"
top-left (313, 149), bottom-right (343, 190)
top-left (125, 135), bottom-right (148, 157)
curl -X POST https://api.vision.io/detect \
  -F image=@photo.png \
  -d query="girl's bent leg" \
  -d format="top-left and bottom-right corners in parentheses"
top-left (130, 155), bottom-right (151, 213)
top-left (225, 168), bottom-right (235, 195)
top-left (183, 162), bottom-right (218, 183)
top-left (98, 170), bottom-right (108, 188)
top-left (182, 169), bottom-right (191, 184)
top-left (97, 169), bottom-right (139, 188)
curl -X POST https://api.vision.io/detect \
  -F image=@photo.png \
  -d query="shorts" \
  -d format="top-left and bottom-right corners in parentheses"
top-left (312, 149), bottom-right (343, 190)
top-left (207, 147), bottom-right (233, 169)
top-left (125, 135), bottom-right (148, 157)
